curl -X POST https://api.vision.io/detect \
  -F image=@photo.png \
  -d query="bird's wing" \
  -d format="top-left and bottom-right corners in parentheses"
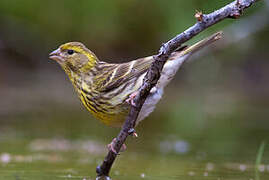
top-left (95, 56), bottom-right (154, 93)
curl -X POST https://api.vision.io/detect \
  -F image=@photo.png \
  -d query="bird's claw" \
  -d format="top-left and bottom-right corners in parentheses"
top-left (125, 92), bottom-right (138, 106)
top-left (107, 138), bottom-right (127, 155)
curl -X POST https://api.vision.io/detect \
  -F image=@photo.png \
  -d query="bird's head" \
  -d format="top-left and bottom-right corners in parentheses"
top-left (49, 42), bottom-right (98, 73)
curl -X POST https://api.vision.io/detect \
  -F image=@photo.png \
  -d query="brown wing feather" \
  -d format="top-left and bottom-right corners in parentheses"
top-left (96, 56), bottom-right (154, 93)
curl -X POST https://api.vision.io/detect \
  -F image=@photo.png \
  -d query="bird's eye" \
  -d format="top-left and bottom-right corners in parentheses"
top-left (67, 49), bottom-right (74, 55)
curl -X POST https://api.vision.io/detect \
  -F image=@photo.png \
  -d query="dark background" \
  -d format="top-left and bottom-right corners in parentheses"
top-left (0, 0), bottom-right (269, 179)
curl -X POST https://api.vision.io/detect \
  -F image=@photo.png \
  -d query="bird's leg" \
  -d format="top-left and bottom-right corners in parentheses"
top-left (107, 138), bottom-right (127, 155)
top-left (107, 128), bottom-right (139, 154)
top-left (108, 94), bottom-right (140, 155)
top-left (125, 91), bottom-right (138, 106)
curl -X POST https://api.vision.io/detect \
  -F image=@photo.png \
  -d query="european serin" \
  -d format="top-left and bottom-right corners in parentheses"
top-left (49, 32), bottom-right (222, 128)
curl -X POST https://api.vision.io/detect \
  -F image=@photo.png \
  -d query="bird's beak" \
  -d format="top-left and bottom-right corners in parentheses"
top-left (49, 48), bottom-right (64, 62)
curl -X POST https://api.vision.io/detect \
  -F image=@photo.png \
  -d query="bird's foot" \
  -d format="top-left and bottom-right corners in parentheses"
top-left (125, 92), bottom-right (138, 106)
top-left (107, 138), bottom-right (127, 155)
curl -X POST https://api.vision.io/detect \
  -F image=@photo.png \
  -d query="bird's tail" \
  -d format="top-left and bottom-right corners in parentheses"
top-left (180, 31), bottom-right (223, 56)
top-left (158, 31), bottom-right (223, 90)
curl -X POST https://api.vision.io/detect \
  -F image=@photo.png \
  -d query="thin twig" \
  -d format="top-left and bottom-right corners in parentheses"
top-left (96, 0), bottom-right (259, 178)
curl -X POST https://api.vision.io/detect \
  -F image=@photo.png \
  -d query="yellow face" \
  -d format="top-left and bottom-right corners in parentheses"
top-left (49, 42), bottom-right (98, 72)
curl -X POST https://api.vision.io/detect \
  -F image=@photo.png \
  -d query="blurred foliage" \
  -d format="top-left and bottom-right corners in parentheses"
top-left (0, 0), bottom-right (265, 63)
top-left (0, 1), bottom-right (269, 179)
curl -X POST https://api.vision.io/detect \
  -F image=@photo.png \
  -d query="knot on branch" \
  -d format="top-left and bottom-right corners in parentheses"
top-left (159, 43), bottom-right (170, 56)
top-left (229, 5), bottom-right (242, 19)
top-left (96, 166), bottom-right (102, 175)
top-left (228, 0), bottom-right (254, 19)
top-left (128, 128), bottom-right (138, 137)
top-left (195, 10), bottom-right (204, 21)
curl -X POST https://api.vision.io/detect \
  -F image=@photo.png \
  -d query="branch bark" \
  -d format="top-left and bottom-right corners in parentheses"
top-left (96, 0), bottom-right (259, 178)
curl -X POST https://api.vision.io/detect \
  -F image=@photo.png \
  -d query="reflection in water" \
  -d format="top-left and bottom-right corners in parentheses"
top-left (29, 138), bottom-right (106, 154)
top-left (0, 86), bottom-right (269, 179)
top-left (206, 162), bottom-right (214, 171)
top-left (0, 153), bottom-right (10, 164)
top-left (159, 140), bottom-right (190, 154)
top-left (0, 135), bottom-right (269, 179)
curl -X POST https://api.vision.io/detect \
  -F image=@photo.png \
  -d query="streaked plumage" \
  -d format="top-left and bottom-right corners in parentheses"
top-left (49, 32), bottom-right (222, 127)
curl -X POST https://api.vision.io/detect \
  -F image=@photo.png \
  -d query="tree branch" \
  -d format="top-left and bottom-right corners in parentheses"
top-left (96, 0), bottom-right (259, 178)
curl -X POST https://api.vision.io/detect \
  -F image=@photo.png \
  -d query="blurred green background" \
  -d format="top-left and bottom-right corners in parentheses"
top-left (0, 0), bottom-right (269, 179)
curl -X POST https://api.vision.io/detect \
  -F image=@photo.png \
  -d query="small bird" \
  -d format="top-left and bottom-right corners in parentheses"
top-left (49, 32), bottom-right (222, 129)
